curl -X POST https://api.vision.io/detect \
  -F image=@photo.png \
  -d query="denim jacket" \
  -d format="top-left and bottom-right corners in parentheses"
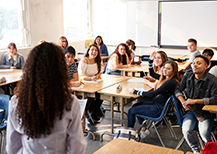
top-left (175, 71), bottom-right (217, 119)
top-left (0, 53), bottom-right (24, 69)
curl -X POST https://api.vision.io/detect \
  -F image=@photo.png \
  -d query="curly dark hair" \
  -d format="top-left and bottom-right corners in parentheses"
top-left (110, 43), bottom-right (131, 64)
top-left (84, 44), bottom-right (102, 74)
top-left (15, 42), bottom-right (72, 139)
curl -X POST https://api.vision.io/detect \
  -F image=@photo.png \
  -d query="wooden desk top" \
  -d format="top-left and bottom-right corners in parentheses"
top-left (71, 74), bottom-right (130, 93)
top-left (202, 105), bottom-right (217, 113)
top-left (97, 77), bottom-right (153, 98)
top-left (0, 69), bottom-right (22, 86)
top-left (118, 62), bottom-right (149, 73)
top-left (93, 138), bottom-right (184, 154)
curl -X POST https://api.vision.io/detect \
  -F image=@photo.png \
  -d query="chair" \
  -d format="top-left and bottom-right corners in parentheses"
top-left (171, 95), bottom-right (216, 151)
top-left (135, 95), bottom-right (177, 147)
top-left (0, 94), bottom-right (10, 154)
top-left (141, 55), bottom-right (150, 61)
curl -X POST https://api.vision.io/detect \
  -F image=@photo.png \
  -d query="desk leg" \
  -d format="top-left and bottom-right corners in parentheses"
top-left (100, 96), bottom-right (115, 142)
top-left (120, 98), bottom-right (124, 126)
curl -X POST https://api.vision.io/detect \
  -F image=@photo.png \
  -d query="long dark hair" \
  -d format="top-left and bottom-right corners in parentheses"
top-left (94, 35), bottom-right (104, 45)
top-left (156, 61), bottom-right (179, 89)
top-left (15, 42), bottom-right (72, 139)
top-left (110, 43), bottom-right (131, 64)
top-left (84, 44), bottom-right (102, 74)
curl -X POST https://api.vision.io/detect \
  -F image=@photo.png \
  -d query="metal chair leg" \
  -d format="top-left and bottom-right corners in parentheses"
top-left (175, 136), bottom-right (185, 150)
top-left (152, 122), bottom-right (165, 147)
top-left (163, 117), bottom-right (177, 140)
top-left (0, 131), bottom-right (4, 154)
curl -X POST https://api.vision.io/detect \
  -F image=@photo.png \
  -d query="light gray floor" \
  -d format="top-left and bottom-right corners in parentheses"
top-left (84, 103), bottom-right (192, 154)
top-left (1, 102), bottom-right (192, 154)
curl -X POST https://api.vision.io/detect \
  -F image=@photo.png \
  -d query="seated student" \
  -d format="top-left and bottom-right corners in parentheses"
top-left (64, 46), bottom-right (82, 87)
top-left (94, 36), bottom-right (108, 56)
top-left (0, 42), bottom-right (25, 69)
top-left (59, 36), bottom-right (68, 49)
top-left (178, 38), bottom-right (201, 70)
top-left (6, 42), bottom-right (86, 153)
top-left (202, 48), bottom-right (214, 71)
top-left (144, 51), bottom-right (168, 83)
top-left (0, 77), bottom-right (6, 83)
top-left (78, 44), bottom-right (104, 124)
top-left (125, 39), bottom-right (141, 65)
top-left (128, 61), bottom-right (179, 139)
top-left (105, 43), bottom-right (131, 75)
top-left (175, 55), bottom-right (217, 154)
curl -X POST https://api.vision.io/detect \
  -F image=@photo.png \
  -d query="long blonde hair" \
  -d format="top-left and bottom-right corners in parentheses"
top-left (155, 61), bottom-right (179, 89)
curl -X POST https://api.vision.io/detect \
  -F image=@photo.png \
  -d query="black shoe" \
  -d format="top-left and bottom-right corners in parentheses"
top-left (87, 117), bottom-right (97, 125)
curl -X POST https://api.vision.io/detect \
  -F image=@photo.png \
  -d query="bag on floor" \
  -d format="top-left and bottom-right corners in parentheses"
top-left (113, 127), bottom-right (138, 141)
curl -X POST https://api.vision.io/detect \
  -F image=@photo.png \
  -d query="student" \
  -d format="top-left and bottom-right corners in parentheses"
top-left (6, 42), bottom-right (86, 153)
top-left (178, 38), bottom-right (201, 70)
top-left (125, 39), bottom-right (141, 65)
top-left (144, 51), bottom-right (168, 82)
top-left (94, 35), bottom-right (108, 56)
top-left (59, 36), bottom-right (68, 49)
top-left (202, 48), bottom-right (214, 71)
top-left (64, 46), bottom-right (82, 87)
top-left (78, 44), bottom-right (104, 124)
top-left (0, 42), bottom-right (25, 69)
top-left (105, 43), bottom-right (131, 75)
top-left (175, 55), bottom-right (217, 154)
top-left (128, 61), bottom-right (179, 139)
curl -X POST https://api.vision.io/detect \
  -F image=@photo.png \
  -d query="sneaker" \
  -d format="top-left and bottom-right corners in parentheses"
top-left (140, 129), bottom-right (150, 139)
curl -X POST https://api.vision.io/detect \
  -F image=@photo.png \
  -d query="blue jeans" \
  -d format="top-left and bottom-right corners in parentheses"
top-left (105, 67), bottom-right (121, 76)
top-left (127, 101), bottom-right (163, 128)
top-left (182, 111), bottom-right (214, 152)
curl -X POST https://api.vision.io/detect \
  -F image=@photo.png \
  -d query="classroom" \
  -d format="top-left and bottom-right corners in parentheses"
top-left (0, 0), bottom-right (217, 154)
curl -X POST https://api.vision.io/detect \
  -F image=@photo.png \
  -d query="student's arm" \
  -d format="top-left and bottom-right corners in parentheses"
top-left (111, 56), bottom-right (130, 69)
top-left (6, 97), bottom-right (22, 153)
top-left (130, 79), bottom-right (176, 98)
top-left (180, 61), bottom-right (192, 70)
top-left (70, 72), bottom-right (79, 81)
top-left (147, 59), bottom-right (160, 80)
top-left (67, 96), bottom-right (87, 154)
top-left (0, 77), bottom-right (6, 83)
top-left (101, 44), bottom-right (108, 56)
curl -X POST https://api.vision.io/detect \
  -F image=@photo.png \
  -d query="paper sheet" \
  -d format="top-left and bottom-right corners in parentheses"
top-left (71, 84), bottom-right (84, 89)
top-left (127, 78), bottom-right (144, 83)
top-left (78, 99), bottom-right (87, 119)
top-left (82, 79), bottom-right (102, 83)
top-left (0, 69), bottom-right (14, 72)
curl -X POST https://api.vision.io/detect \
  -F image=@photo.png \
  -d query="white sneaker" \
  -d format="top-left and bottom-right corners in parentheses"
top-left (140, 129), bottom-right (150, 139)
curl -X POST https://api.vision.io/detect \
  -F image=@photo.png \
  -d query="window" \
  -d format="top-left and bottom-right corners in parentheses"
top-left (0, 0), bottom-right (25, 49)
top-left (63, 0), bottom-right (88, 41)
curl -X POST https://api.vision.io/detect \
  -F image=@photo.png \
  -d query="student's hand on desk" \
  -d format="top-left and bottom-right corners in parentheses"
top-left (9, 66), bottom-right (16, 69)
top-left (92, 76), bottom-right (98, 81)
top-left (1, 77), bottom-right (6, 83)
top-left (127, 64), bottom-right (131, 68)
top-left (130, 88), bottom-right (136, 94)
top-left (143, 76), bottom-right (155, 82)
top-left (149, 51), bottom-right (156, 60)
top-left (70, 81), bottom-right (83, 87)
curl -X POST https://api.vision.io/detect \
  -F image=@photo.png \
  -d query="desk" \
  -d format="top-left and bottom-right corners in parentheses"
top-left (98, 78), bottom-right (153, 133)
top-left (0, 69), bottom-right (22, 86)
top-left (119, 62), bottom-right (149, 77)
top-left (202, 105), bottom-right (217, 113)
top-left (71, 74), bottom-right (130, 99)
top-left (93, 138), bottom-right (184, 154)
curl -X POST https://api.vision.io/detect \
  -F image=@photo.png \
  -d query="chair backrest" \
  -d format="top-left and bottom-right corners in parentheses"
top-left (158, 95), bottom-right (174, 120)
top-left (141, 55), bottom-right (150, 61)
top-left (171, 95), bottom-right (185, 127)
top-left (0, 94), bottom-right (10, 122)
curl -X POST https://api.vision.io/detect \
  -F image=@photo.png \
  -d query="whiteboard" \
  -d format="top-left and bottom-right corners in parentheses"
top-left (161, 1), bottom-right (217, 47)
